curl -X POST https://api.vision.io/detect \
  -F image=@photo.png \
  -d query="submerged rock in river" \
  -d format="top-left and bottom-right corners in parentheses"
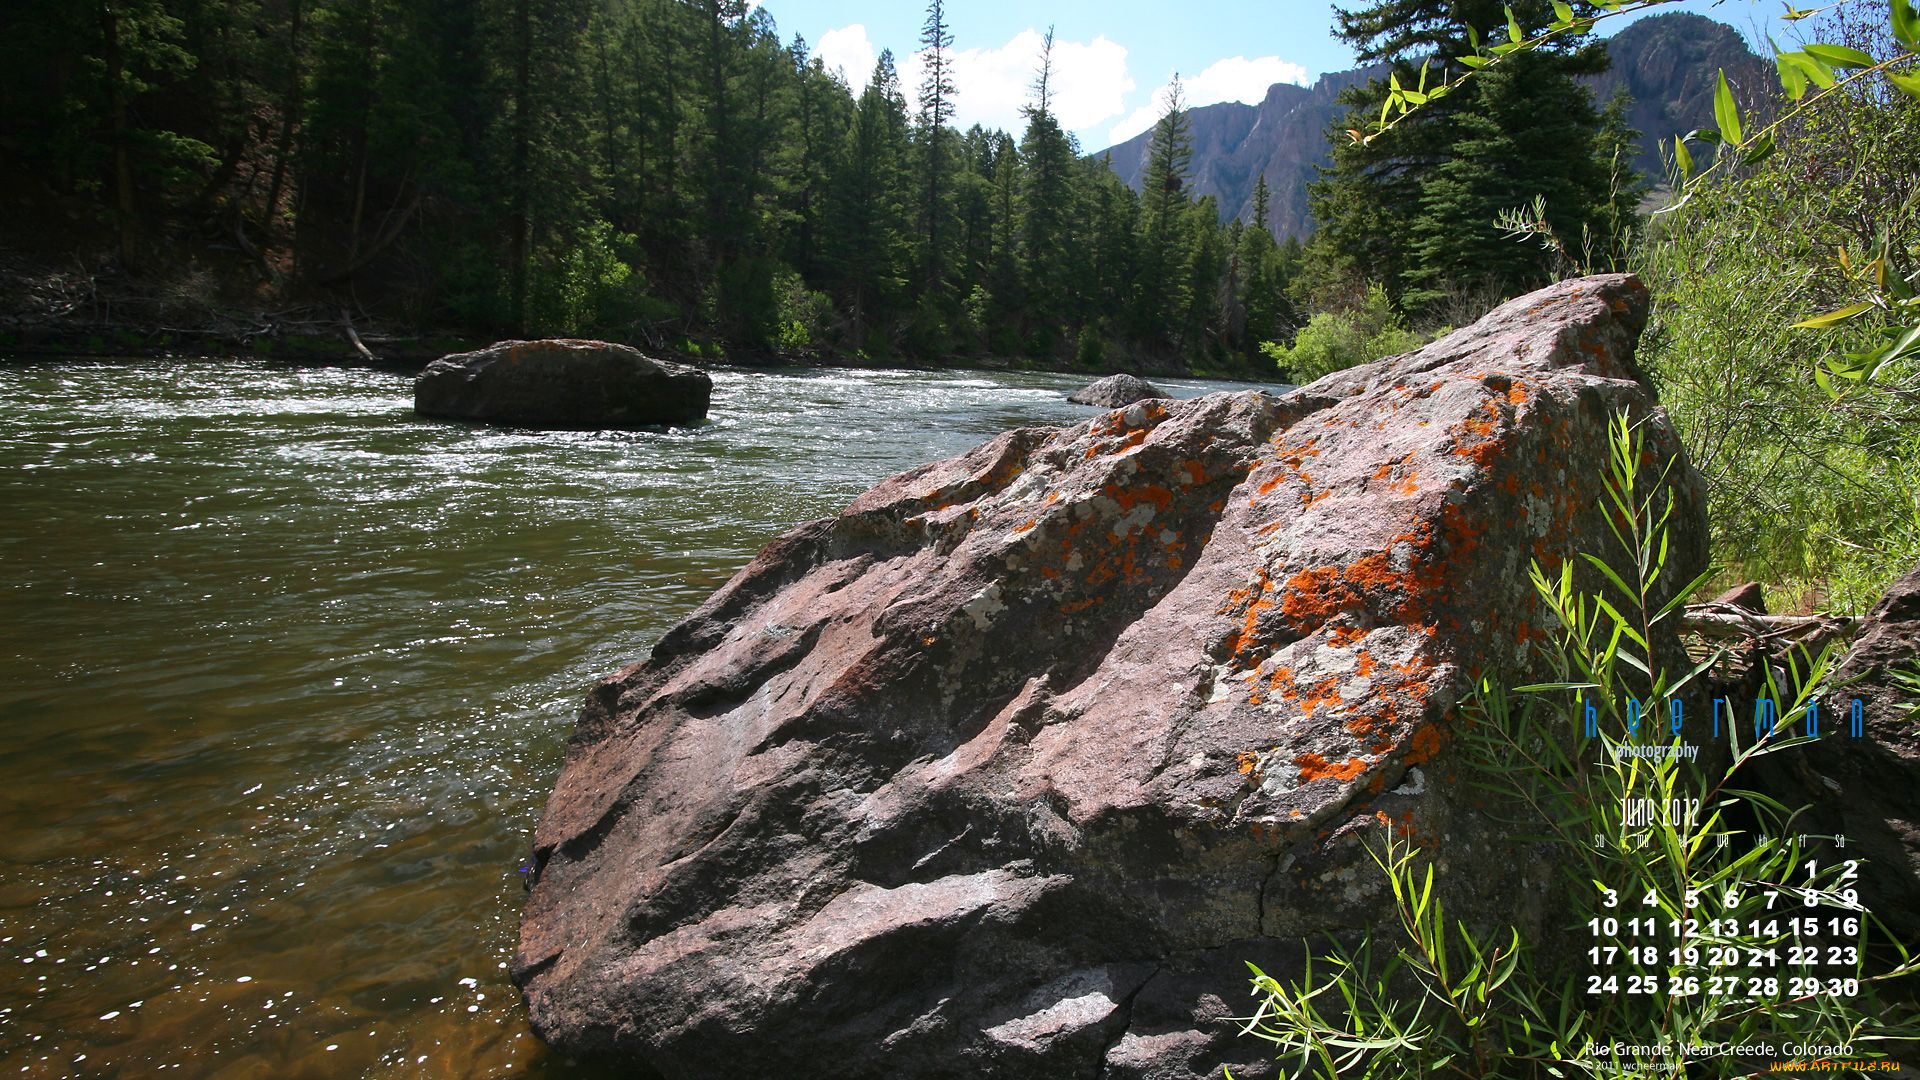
top-left (1066, 372), bottom-right (1168, 408)
top-left (514, 275), bottom-right (1707, 1078)
top-left (414, 338), bottom-right (710, 430)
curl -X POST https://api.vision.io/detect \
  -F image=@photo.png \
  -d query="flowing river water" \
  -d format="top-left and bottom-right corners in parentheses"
top-left (0, 358), bottom-right (1282, 1078)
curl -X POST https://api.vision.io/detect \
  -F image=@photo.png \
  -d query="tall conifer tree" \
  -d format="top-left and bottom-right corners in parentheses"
top-left (1311, 0), bottom-right (1613, 312)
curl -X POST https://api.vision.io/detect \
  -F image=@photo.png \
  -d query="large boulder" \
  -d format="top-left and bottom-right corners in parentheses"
top-left (414, 338), bottom-right (710, 429)
top-left (514, 275), bottom-right (1707, 1078)
top-left (1067, 373), bottom-right (1169, 408)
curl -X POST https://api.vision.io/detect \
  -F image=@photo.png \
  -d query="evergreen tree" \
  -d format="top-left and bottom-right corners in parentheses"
top-left (1136, 76), bottom-right (1194, 348)
top-left (915, 0), bottom-right (956, 302)
top-left (1311, 0), bottom-right (1612, 312)
top-left (0, 0), bottom-right (1266, 371)
top-left (828, 51), bottom-right (912, 346)
top-left (1018, 27), bottom-right (1077, 351)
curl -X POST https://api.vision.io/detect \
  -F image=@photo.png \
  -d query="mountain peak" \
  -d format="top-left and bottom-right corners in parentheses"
top-left (1094, 12), bottom-right (1766, 241)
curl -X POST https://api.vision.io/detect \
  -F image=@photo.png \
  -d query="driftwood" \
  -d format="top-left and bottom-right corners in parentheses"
top-left (1681, 601), bottom-right (1860, 702)
top-left (1681, 604), bottom-right (1859, 642)
top-left (340, 307), bottom-right (376, 362)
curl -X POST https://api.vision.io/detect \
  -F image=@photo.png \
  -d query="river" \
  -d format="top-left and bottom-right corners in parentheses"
top-left (0, 359), bottom-right (1283, 1078)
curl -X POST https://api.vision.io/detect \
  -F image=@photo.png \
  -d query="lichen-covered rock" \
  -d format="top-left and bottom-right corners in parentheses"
top-left (414, 338), bottom-right (710, 429)
top-left (514, 275), bottom-right (1707, 1078)
top-left (1067, 373), bottom-right (1169, 407)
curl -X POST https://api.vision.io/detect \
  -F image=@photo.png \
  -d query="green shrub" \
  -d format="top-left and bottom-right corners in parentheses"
top-left (1632, 0), bottom-right (1920, 611)
top-left (1074, 324), bottom-right (1105, 368)
top-left (526, 220), bottom-right (640, 337)
top-left (1259, 283), bottom-right (1429, 383)
top-left (774, 272), bottom-right (835, 355)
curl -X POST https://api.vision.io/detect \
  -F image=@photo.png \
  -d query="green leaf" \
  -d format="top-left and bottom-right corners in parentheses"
top-left (1742, 132), bottom-right (1776, 166)
top-left (1774, 45), bottom-right (1810, 100)
top-left (1890, 70), bottom-right (1920, 103)
top-left (1803, 42), bottom-right (1877, 68)
top-left (1792, 301), bottom-right (1877, 328)
top-left (1815, 363), bottom-right (1841, 398)
top-left (1552, 0), bottom-right (1575, 24)
top-left (1881, 324), bottom-right (1920, 364)
top-left (1674, 135), bottom-right (1694, 182)
top-left (1892, 0), bottom-right (1920, 50)
top-left (1458, 53), bottom-right (1490, 68)
top-left (1507, 5), bottom-right (1525, 44)
top-left (1783, 49), bottom-right (1839, 88)
top-left (1713, 70), bottom-right (1744, 146)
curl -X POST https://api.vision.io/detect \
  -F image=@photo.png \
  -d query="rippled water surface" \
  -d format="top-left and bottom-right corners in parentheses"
top-left (0, 358), bottom-right (1281, 1077)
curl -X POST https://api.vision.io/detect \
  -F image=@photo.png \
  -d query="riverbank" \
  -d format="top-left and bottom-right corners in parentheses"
top-left (0, 250), bottom-right (1272, 383)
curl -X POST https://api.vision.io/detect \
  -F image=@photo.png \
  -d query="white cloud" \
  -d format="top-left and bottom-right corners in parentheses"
top-left (894, 30), bottom-right (1133, 139)
top-left (1107, 55), bottom-right (1311, 146)
top-left (815, 24), bottom-right (877, 86)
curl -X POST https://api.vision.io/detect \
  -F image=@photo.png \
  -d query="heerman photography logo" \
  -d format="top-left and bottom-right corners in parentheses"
top-left (1580, 695), bottom-right (1870, 745)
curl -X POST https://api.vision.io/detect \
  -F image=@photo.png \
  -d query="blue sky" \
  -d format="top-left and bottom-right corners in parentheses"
top-left (758, 0), bottom-right (1784, 149)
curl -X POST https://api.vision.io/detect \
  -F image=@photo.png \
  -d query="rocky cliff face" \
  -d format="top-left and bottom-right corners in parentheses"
top-left (1589, 12), bottom-right (1775, 183)
top-left (1097, 13), bottom-right (1767, 241)
top-left (513, 274), bottom-right (1708, 1078)
top-left (1100, 69), bottom-right (1376, 242)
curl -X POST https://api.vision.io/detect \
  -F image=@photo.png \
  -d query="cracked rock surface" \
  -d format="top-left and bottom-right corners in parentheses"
top-left (513, 274), bottom-right (1707, 1078)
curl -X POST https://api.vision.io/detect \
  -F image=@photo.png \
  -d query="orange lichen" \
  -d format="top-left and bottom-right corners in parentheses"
top-left (1061, 596), bottom-right (1102, 614)
top-left (1219, 568), bottom-right (1276, 660)
top-left (1404, 723), bottom-right (1445, 764)
top-left (1278, 566), bottom-right (1349, 625)
top-left (1300, 677), bottom-right (1343, 717)
top-left (1296, 753), bottom-right (1369, 782)
top-left (1236, 750), bottom-right (1262, 775)
top-left (1105, 482), bottom-right (1174, 513)
top-left (1013, 519), bottom-right (1038, 534)
top-left (1184, 460), bottom-right (1209, 485)
top-left (1267, 666), bottom-right (1298, 699)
